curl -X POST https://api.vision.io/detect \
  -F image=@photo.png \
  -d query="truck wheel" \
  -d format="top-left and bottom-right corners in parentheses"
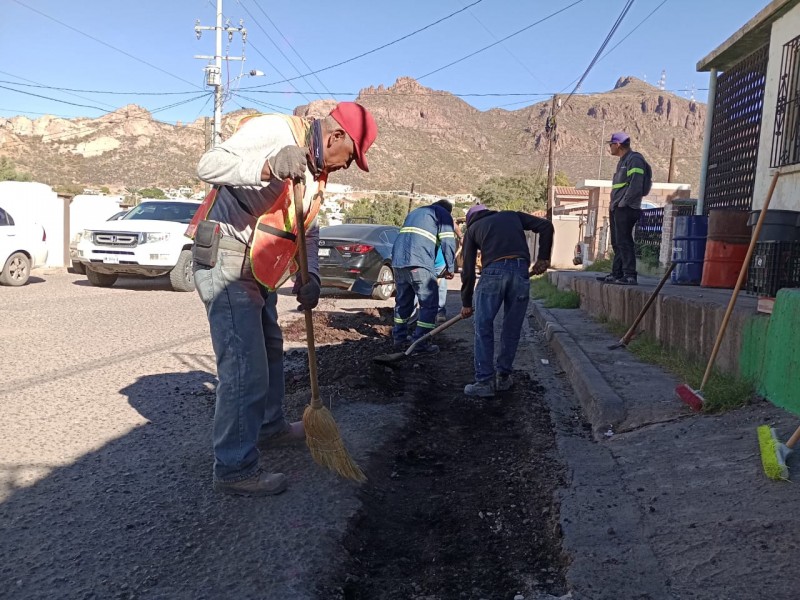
top-left (71, 261), bottom-right (86, 275)
top-left (86, 268), bottom-right (118, 288)
top-left (0, 252), bottom-right (31, 286)
top-left (371, 264), bottom-right (395, 300)
top-left (169, 249), bottom-right (195, 292)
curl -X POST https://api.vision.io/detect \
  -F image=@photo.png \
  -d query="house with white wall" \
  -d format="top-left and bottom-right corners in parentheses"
top-left (696, 0), bottom-right (800, 214)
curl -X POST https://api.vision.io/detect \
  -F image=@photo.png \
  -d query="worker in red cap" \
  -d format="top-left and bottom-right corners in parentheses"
top-left (192, 102), bottom-right (377, 496)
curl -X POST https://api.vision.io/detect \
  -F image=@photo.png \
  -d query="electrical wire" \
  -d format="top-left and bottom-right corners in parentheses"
top-left (467, 8), bottom-right (549, 89)
top-left (242, 0), bottom-right (485, 89)
top-left (556, 0), bottom-right (636, 116)
top-left (417, 0), bottom-right (585, 81)
top-left (230, 91), bottom-right (292, 113)
top-left (11, 0), bottom-right (203, 89)
top-left (0, 84), bottom-right (110, 113)
top-left (236, 0), bottom-right (327, 100)
top-left (559, 0), bottom-right (669, 93)
top-left (0, 79), bottom-right (203, 97)
top-left (247, 0), bottom-right (337, 99)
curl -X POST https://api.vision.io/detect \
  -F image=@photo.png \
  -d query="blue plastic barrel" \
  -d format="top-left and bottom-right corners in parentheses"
top-left (671, 215), bottom-right (708, 285)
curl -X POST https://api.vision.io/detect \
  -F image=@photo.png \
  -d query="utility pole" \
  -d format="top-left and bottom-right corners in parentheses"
top-left (194, 0), bottom-right (246, 146)
top-left (597, 119), bottom-right (606, 178)
top-left (667, 137), bottom-right (676, 183)
top-left (407, 182), bottom-right (415, 215)
top-left (546, 95), bottom-right (557, 220)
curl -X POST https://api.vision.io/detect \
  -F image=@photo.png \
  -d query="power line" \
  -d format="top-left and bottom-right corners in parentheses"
top-left (230, 91), bottom-right (292, 113)
top-left (243, 0), bottom-right (485, 89)
top-left (236, 0), bottom-right (330, 100)
top-left (246, 0), bottom-right (337, 99)
top-left (417, 0), bottom-right (586, 81)
top-left (0, 70), bottom-right (119, 111)
top-left (0, 84), bottom-right (110, 113)
top-left (559, 0), bottom-right (669, 93)
top-left (0, 79), bottom-right (203, 96)
top-left (557, 0), bottom-right (636, 116)
top-left (467, 8), bottom-right (549, 89)
top-left (11, 0), bottom-right (202, 89)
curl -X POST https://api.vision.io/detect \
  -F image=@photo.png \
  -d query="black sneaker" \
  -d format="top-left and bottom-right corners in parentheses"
top-left (612, 276), bottom-right (638, 286)
top-left (596, 274), bottom-right (620, 283)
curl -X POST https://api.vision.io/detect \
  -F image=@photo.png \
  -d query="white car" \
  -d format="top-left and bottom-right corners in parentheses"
top-left (74, 199), bottom-right (200, 292)
top-left (0, 205), bottom-right (48, 286)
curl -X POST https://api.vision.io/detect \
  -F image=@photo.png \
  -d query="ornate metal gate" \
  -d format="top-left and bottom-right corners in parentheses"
top-left (703, 44), bottom-right (770, 214)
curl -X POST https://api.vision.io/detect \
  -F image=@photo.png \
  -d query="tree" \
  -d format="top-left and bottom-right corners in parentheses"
top-left (344, 195), bottom-right (420, 226)
top-left (473, 172), bottom-right (570, 213)
top-left (0, 157), bottom-right (32, 182)
top-left (139, 187), bottom-right (166, 199)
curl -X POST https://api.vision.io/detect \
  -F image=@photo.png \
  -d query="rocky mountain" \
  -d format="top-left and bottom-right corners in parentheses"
top-left (0, 76), bottom-right (705, 194)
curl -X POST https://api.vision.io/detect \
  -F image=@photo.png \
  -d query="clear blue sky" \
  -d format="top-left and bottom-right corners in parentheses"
top-left (0, 0), bottom-right (767, 124)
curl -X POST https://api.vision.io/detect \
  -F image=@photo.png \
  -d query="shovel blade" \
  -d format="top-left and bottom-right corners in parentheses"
top-left (372, 352), bottom-right (407, 365)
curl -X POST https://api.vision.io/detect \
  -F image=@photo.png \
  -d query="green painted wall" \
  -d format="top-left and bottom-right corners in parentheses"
top-left (741, 289), bottom-right (800, 416)
top-left (740, 313), bottom-right (769, 385)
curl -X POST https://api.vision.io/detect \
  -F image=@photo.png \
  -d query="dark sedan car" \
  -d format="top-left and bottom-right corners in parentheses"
top-left (318, 223), bottom-right (399, 300)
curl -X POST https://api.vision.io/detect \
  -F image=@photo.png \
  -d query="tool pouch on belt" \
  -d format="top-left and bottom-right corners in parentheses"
top-left (192, 219), bottom-right (222, 267)
top-left (250, 180), bottom-right (321, 291)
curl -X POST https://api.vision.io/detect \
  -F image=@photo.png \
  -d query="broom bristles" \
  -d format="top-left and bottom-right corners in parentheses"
top-left (757, 425), bottom-right (789, 481)
top-left (303, 404), bottom-right (366, 483)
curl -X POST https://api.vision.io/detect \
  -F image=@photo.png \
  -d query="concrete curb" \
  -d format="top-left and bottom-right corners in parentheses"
top-left (530, 301), bottom-right (626, 440)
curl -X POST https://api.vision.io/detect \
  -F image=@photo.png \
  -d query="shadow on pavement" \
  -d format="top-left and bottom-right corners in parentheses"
top-left (0, 369), bottom-right (343, 600)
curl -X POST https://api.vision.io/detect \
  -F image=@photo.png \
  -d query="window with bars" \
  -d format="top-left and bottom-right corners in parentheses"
top-left (771, 34), bottom-right (800, 168)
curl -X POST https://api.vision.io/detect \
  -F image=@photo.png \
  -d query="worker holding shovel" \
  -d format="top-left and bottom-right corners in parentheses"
top-left (460, 204), bottom-right (553, 397)
top-left (191, 103), bottom-right (377, 496)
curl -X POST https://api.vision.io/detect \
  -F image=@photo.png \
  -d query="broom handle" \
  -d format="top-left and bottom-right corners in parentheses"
top-left (621, 262), bottom-right (676, 344)
top-left (700, 171), bottom-right (781, 391)
top-left (292, 180), bottom-right (322, 410)
top-left (786, 424), bottom-right (800, 450)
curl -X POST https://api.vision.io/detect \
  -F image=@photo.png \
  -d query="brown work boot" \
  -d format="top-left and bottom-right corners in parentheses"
top-left (258, 421), bottom-right (305, 449)
top-left (213, 469), bottom-right (287, 497)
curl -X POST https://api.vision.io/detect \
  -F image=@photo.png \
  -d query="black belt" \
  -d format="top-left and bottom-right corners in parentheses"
top-left (218, 235), bottom-right (248, 253)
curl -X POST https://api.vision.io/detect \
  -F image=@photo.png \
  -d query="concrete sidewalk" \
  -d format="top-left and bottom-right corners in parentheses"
top-left (530, 298), bottom-right (800, 600)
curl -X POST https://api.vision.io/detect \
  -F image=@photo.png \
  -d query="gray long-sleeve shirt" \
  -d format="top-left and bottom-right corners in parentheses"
top-left (611, 150), bottom-right (648, 211)
top-left (196, 114), bottom-right (319, 276)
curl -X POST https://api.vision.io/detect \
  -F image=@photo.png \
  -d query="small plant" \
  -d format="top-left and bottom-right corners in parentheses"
top-left (530, 276), bottom-right (580, 309)
top-left (598, 318), bottom-right (754, 413)
top-left (584, 257), bottom-right (613, 273)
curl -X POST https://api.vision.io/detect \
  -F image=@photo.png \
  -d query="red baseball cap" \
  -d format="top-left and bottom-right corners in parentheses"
top-left (329, 102), bottom-right (378, 172)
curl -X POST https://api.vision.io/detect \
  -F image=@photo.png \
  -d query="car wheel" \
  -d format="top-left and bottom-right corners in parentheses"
top-left (86, 267), bottom-right (118, 288)
top-left (70, 260), bottom-right (86, 275)
top-left (169, 249), bottom-right (195, 292)
top-left (0, 252), bottom-right (31, 286)
top-left (371, 264), bottom-right (395, 300)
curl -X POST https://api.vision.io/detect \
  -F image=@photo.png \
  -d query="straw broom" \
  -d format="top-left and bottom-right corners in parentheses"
top-left (292, 181), bottom-right (366, 482)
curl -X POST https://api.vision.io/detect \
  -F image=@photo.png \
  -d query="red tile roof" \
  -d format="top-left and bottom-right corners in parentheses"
top-left (554, 186), bottom-right (590, 199)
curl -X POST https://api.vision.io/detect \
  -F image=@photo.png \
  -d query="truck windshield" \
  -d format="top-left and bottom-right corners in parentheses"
top-left (123, 202), bottom-right (199, 224)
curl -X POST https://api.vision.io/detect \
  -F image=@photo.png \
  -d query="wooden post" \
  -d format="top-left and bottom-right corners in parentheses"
top-left (667, 137), bottom-right (676, 183)
top-left (407, 182), bottom-right (415, 215)
top-left (546, 95), bottom-right (557, 220)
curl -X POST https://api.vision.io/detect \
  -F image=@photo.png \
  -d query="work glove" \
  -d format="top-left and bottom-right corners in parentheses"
top-left (530, 259), bottom-right (550, 276)
top-left (294, 273), bottom-right (321, 311)
top-left (269, 145), bottom-right (308, 182)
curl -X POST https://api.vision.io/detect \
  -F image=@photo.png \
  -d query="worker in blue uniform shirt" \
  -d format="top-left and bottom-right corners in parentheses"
top-left (391, 199), bottom-right (456, 354)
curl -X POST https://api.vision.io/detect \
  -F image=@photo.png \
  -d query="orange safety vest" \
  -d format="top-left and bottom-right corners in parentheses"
top-left (186, 114), bottom-right (325, 291)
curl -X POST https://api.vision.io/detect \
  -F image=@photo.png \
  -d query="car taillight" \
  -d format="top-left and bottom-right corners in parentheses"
top-left (336, 244), bottom-right (373, 254)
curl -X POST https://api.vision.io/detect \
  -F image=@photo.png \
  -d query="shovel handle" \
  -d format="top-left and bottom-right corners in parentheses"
top-left (292, 180), bottom-right (322, 409)
top-left (405, 313), bottom-right (465, 356)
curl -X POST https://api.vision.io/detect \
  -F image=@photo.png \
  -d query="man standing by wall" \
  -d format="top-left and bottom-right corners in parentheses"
top-left (193, 103), bottom-right (377, 496)
top-left (460, 204), bottom-right (553, 398)
top-left (597, 132), bottom-right (651, 286)
top-left (391, 199), bottom-right (456, 353)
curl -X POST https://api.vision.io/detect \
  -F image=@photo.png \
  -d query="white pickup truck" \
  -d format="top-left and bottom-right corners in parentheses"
top-left (74, 199), bottom-right (201, 292)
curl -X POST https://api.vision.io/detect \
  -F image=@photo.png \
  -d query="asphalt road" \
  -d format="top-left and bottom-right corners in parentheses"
top-left (0, 270), bottom-right (401, 599)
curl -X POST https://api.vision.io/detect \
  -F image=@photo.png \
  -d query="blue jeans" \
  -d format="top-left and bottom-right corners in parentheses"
top-left (473, 258), bottom-right (531, 382)
top-left (392, 267), bottom-right (438, 342)
top-left (438, 278), bottom-right (448, 315)
top-left (193, 249), bottom-right (289, 482)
